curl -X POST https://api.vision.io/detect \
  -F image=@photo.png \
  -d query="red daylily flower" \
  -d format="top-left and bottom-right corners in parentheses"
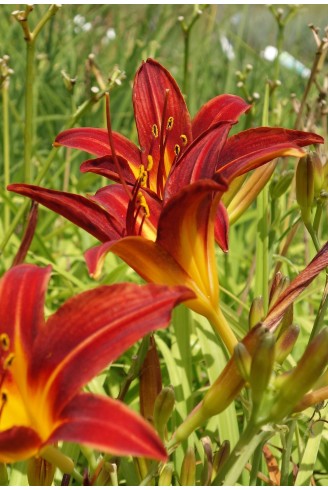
top-left (53, 58), bottom-right (323, 248)
top-left (0, 264), bottom-right (192, 464)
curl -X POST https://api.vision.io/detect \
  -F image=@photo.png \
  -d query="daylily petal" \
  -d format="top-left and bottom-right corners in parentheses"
top-left (90, 184), bottom-right (161, 240)
top-left (85, 179), bottom-right (227, 319)
top-left (215, 127), bottom-right (324, 182)
top-left (164, 121), bottom-right (233, 201)
top-left (54, 127), bottom-right (140, 164)
top-left (215, 202), bottom-right (229, 252)
top-left (50, 393), bottom-right (167, 461)
top-left (80, 155), bottom-right (138, 185)
top-left (264, 241), bottom-right (328, 331)
top-left (0, 426), bottom-right (42, 463)
top-left (31, 283), bottom-right (193, 416)
top-left (133, 58), bottom-right (192, 191)
top-left (7, 184), bottom-right (123, 242)
top-left (0, 264), bottom-right (51, 361)
top-left (192, 94), bottom-right (251, 139)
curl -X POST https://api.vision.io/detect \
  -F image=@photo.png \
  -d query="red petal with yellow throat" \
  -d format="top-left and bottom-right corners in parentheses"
top-left (54, 127), bottom-right (140, 163)
top-left (50, 393), bottom-right (167, 461)
top-left (0, 264), bottom-right (51, 362)
top-left (0, 426), bottom-right (42, 463)
top-left (30, 283), bottom-right (193, 417)
top-left (133, 58), bottom-right (192, 194)
top-left (215, 127), bottom-right (324, 183)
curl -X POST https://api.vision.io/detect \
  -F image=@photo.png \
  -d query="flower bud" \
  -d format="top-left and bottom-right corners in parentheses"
top-left (249, 296), bottom-right (264, 329)
top-left (269, 170), bottom-right (294, 199)
top-left (27, 456), bottom-right (56, 486)
top-left (249, 330), bottom-right (275, 407)
top-left (140, 335), bottom-right (162, 424)
top-left (275, 324), bottom-right (300, 364)
top-left (153, 386), bottom-right (175, 441)
top-left (95, 461), bottom-right (117, 486)
top-left (0, 464), bottom-right (8, 486)
top-left (158, 463), bottom-right (173, 486)
top-left (172, 325), bottom-right (266, 445)
top-left (296, 154), bottom-right (315, 225)
top-left (269, 272), bottom-right (289, 310)
top-left (212, 441), bottom-right (230, 481)
top-left (180, 447), bottom-right (196, 486)
top-left (310, 152), bottom-right (324, 196)
top-left (270, 327), bottom-right (328, 421)
top-left (234, 342), bottom-right (251, 381)
top-left (201, 436), bottom-right (213, 486)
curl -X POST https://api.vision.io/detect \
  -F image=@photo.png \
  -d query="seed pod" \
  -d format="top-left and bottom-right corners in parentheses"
top-left (180, 447), bottom-right (196, 486)
top-left (153, 386), bottom-right (175, 441)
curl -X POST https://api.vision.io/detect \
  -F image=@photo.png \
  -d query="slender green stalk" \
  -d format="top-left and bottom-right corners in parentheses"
top-left (309, 276), bottom-right (328, 343)
top-left (280, 420), bottom-right (296, 485)
top-left (24, 41), bottom-right (36, 183)
top-left (2, 72), bottom-right (10, 231)
top-left (248, 442), bottom-right (263, 485)
top-left (0, 91), bottom-right (103, 254)
top-left (255, 82), bottom-right (270, 312)
top-left (213, 424), bottom-right (273, 486)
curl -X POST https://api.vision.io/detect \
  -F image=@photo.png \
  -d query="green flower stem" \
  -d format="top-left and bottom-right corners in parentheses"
top-left (0, 90), bottom-right (104, 254)
top-left (309, 275), bottom-right (328, 343)
top-left (280, 420), bottom-right (296, 485)
top-left (207, 306), bottom-right (238, 356)
top-left (2, 75), bottom-right (10, 231)
top-left (24, 40), bottom-right (36, 183)
top-left (248, 442), bottom-right (263, 485)
top-left (80, 445), bottom-right (98, 474)
top-left (213, 423), bottom-right (274, 486)
top-left (255, 82), bottom-right (270, 312)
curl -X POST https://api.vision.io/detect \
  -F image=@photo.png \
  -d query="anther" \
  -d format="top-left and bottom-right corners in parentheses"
top-left (147, 155), bottom-right (154, 171)
top-left (180, 134), bottom-right (188, 146)
top-left (167, 116), bottom-right (174, 130)
top-left (3, 353), bottom-right (14, 369)
top-left (138, 164), bottom-right (148, 187)
top-left (0, 334), bottom-right (9, 351)
top-left (152, 124), bottom-right (159, 138)
top-left (0, 392), bottom-right (7, 419)
top-left (174, 144), bottom-right (181, 156)
top-left (137, 192), bottom-right (150, 218)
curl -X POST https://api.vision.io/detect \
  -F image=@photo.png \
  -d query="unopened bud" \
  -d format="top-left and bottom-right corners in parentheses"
top-left (0, 464), bottom-right (8, 486)
top-left (275, 324), bottom-right (300, 364)
top-left (95, 462), bottom-right (117, 486)
top-left (180, 447), bottom-right (196, 486)
top-left (249, 330), bottom-right (275, 406)
top-left (201, 436), bottom-right (213, 486)
top-left (249, 296), bottom-right (264, 329)
top-left (27, 456), bottom-right (56, 486)
top-left (140, 335), bottom-right (162, 424)
top-left (308, 152), bottom-right (324, 196)
top-left (158, 463), bottom-right (173, 486)
top-left (269, 273), bottom-right (290, 310)
top-left (212, 441), bottom-right (230, 481)
top-left (270, 327), bottom-right (328, 421)
top-left (269, 170), bottom-right (294, 199)
top-left (296, 154), bottom-right (315, 225)
top-left (153, 386), bottom-right (175, 441)
top-left (234, 342), bottom-right (251, 381)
